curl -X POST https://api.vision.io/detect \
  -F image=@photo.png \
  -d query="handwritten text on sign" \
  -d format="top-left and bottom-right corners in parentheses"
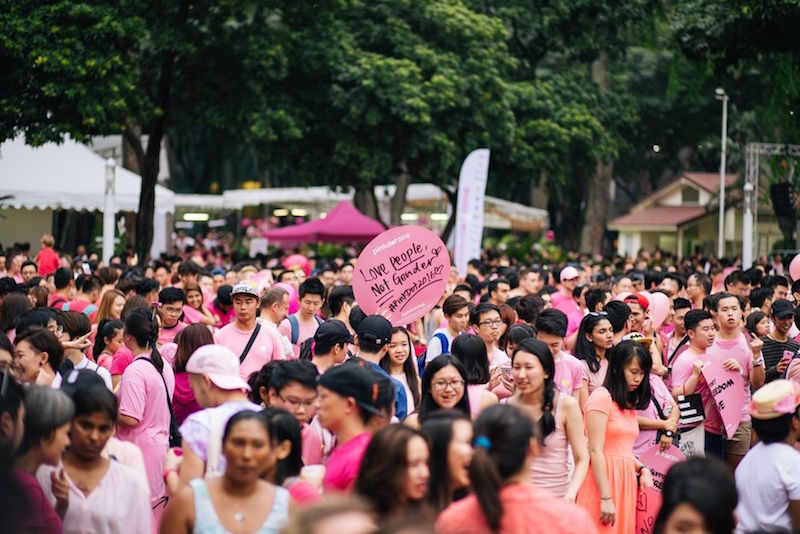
top-left (353, 226), bottom-right (450, 327)
top-left (701, 361), bottom-right (745, 439)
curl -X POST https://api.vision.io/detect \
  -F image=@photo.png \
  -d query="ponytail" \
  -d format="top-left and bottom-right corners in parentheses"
top-left (93, 319), bottom-right (123, 360)
top-left (469, 404), bottom-right (536, 532)
top-left (539, 379), bottom-right (556, 442)
top-left (124, 307), bottom-right (163, 372)
top-left (469, 446), bottom-right (504, 531)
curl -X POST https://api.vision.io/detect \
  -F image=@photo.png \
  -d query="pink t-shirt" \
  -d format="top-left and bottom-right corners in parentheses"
top-left (634, 374), bottom-right (674, 456)
top-left (278, 314), bottom-right (321, 358)
top-left (322, 431), bottom-right (371, 493)
top-left (554, 351), bottom-right (583, 395)
top-left (710, 333), bottom-right (754, 423)
top-left (116, 354), bottom-right (176, 504)
top-left (580, 359), bottom-right (608, 396)
top-left (301, 423), bottom-right (323, 466)
top-left (213, 321), bottom-right (285, 380)
top-left (158, 321), bottom-right (186, 346)
top-left (110, 345), bottom-right (134, 376)
top-left (437, 482), bottom-right (596, 534)
top-left (566, 308), bottom-right (584, 338)
top-left (671, 347), bottom-right (723, 435)
top-left (207, 301), bottom-right (234, 327)
top-left (551, 290), bottom-right (579, 316)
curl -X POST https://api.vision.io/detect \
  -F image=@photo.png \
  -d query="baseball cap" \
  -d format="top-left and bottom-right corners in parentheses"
top-left (185, 344), bottom-right (251, 391)
top-left (231, 281), bottom-right (260, 300)
top-left (624, 292), bottom-right (650, 311)
top-left (211, 267), bottom-right (226, 277)
top-left (318, 364), bottom-right (381, 415)
top-left (357, 315), bottom-right (393, 347)
top-left (560, 266), bottom-right (580, 282)
top-left (771, 299), bottom-right (795, 319)
top-left (314, 320), bottom-right (354, 351)
top-left (750, 379), bottom-right (800, 420)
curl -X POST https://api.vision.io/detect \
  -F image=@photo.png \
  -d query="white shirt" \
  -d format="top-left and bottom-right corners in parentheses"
top-left (392, 371), bottom-right (416, 414)
top-left (735, 442), bottom-right (800, 533)
top-left (424, 327), bottom-right (455, 363)
top-left (52, 356), bottom-right (113, 391)
top-left (37, 460), bottom-right (151, 534)
top-left (259, 317), bottom-right (294, 359)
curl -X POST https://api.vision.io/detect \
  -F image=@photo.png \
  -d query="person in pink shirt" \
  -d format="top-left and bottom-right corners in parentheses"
top-left (317, 363), bottom-right (380, 492)
top-left (670, 309), bottom-right (725, 458)
top-left (35, 234), bottom-right (60, 276)
top-left (710, 293), bottom-right (765, 469)
top-left (171, 324), bottom-right (214, 425)
top-left (551, 265), bottom-right (580, 316)
top-left (214, 281), bottom-right (284, 380)
top-left (279, 277), bottom-right (326, 358)
top-left (157, 287), bottom-right (187, 345)
top-left (469, 303), bottom-right (512, 399)
top-left (207, 285), bottom-right (234, 327)
top-left (536, 309), bottom-right (583, 399)
top-left (115, 307), bottom-right (176, 524)
top-left (437, 404), bottom-right (596, 534)
top-left (265, 359), bottom-right (323, 466)
top-left (60, 274), bottom-right (102, 322)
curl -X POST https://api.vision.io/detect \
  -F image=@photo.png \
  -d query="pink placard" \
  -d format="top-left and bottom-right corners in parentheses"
top-left (635, 487), bottom-right (662, 534)
top-left (638, 444), bottom-right (684, 493)
top-left (702, 360), bottom-right (746, 439)
top-left (353, 226), bottom-right (450, 327)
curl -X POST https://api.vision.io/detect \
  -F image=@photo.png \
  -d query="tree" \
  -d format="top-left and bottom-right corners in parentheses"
top-left (0, 1), bottom-right (293, 261)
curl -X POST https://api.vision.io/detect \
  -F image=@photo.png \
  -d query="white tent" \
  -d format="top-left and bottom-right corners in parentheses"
top-left (0, 136), bottom-right (175, 256)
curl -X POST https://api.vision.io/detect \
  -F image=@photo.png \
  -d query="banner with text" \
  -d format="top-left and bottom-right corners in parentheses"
top-left (702, 361), bottom-right (746, 439)
top-left (353, 225), bottom-right (450, 327)
top-left (454, 149), bottom-right (490, 277)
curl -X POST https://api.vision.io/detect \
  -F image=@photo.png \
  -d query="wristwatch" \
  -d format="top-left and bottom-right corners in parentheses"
top-left (753, 357), bottom-right (765, 367)
top-left (663, 430), bottom-right (675, 438)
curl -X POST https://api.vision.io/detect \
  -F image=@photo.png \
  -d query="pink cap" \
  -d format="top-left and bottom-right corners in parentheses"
top-left (560, 266), bottom-right (580, 282)
top-left (185, 344), bottom-right (251, 391)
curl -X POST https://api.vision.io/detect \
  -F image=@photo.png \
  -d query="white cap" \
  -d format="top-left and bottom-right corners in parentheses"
top-left (560, 266), bottom-right (580, 282)
top-left (231, 281), bottom-right (260, 299)
top-left (185, 344), bottom-right (251, 391)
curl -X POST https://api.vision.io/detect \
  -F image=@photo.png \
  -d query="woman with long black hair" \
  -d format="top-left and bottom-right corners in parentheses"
top-left (116, 307), bottom-right (175, 522)
top-left (420, 409), bottom-right (473, 512)
top-left (574, 312), bottom-right (614, 410)
top-left (576, 340), bottom-right (655, 533)
top-left (450, 334), bottom-right (498, 419)
top-left (404, 355), bottom-right (471, 428)
top-left (436, 404), bottom-right (594, 533)
top-left (508, 338), bottom-right (588, 500)
top-left (381, 327), bottom-right (422, 412)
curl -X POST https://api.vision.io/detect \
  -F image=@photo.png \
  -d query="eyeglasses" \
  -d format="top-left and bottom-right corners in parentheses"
top-left (432, 379), bottom-right (465, 391)
top-left (479, 319), bottom-right (503, 328)
top-left (48, 323), bottom-right (63, 336)
top-left (161, 306), bottom-right (183, 316)
top-left (588, 311), bottom-right (608, 317)
top-left (279, 394), bottom-right (317, 410)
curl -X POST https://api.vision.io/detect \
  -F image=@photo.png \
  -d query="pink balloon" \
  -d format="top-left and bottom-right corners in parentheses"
top-left (790, 254), bottom-right (800, 281)
top-left (615, 291), bottom-right (632, 302)
top-left (275, 282), bottom-right (300, 315)
top-left (283, 254), bottom-right (310, 277)
top-left (649, 292), bottom-right (670, 330)
top-left (638, 290), bottom-right (652, 306)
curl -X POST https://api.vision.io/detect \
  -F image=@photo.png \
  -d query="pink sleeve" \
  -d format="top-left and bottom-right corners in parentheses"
top-left (585, 387), bottom-right (612, 415)
top-left (110, 347), bottom-right (132, 375)
top-left (787, 359), bottom-right (800, 383)
top-left (118, 364), bottom-right (147, 421)
top-left (213, 328), bottom-right (223, 344)
top-left (670, 354), bottom-right (694, 390)
top-left (571, 362), bottom-right (583, 392)
top-left (269, 328), bottom-right (285, 361)
top-left (288, 480), bottom-right (320, 504)
top-left (278, 319), bottom-right (291, 340)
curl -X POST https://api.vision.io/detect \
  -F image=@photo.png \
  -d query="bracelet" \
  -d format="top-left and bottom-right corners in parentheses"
top-left (636, 465), bottom-right (648, 474)
top-left (601, 497), bottom-right (612, 501)
top-left (753, 357), bottom-right (765, 367)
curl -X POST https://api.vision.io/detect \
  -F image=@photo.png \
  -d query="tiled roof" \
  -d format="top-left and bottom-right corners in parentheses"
top-left (683, 172), bottom-right (738, 193)
top-left (607, 206), bottom-right (707, 229)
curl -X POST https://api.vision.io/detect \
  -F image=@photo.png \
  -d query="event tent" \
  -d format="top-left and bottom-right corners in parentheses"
top-left (0, 136), bottom-right (175, 255)
top-left (263, 200), bottom-right (385, 243)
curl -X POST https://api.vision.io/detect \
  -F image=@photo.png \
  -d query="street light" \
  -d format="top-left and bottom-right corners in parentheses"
top-left (742, 182), bottom-right (754, 268)
top-left (715, 87), bottom-right (729, 259)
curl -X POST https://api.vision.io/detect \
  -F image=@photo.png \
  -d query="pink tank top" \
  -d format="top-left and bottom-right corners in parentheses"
top-left (529, 393), bottom-right (569, 497)
top-left (467, 384), bottom-right (488, 420)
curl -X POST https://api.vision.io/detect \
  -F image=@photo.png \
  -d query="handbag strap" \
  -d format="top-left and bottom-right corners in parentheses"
top-left (239, 323), bottom-right (262, 364)
top-left (652, 394), bottom-right (668, 420)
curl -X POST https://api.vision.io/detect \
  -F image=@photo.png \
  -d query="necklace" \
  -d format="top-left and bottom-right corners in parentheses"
top-left (234, 512), bottom-right (245, 522)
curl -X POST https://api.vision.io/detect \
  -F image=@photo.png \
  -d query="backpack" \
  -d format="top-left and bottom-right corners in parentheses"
top-left (288, 314), bottom-right (324, 345)
top-left (419, 332), bottom-right (449, 377)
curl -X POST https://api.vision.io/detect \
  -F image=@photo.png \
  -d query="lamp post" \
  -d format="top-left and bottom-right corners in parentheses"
top-left (742, 182), bottom-right (754, 268)
top-left (715, 87), bottom-right (729, 259)
top-left (102, 158), bottom-right (116, 265)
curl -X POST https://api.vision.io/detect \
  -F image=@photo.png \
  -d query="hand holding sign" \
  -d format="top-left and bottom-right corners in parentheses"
top-left (702, 360), bottom-right (745, 439)
top-left (353, 226), bottom-right (451, 327)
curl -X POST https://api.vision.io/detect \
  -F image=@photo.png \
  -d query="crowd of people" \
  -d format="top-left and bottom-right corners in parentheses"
top-left (0, 232), bottom-right (799, 533)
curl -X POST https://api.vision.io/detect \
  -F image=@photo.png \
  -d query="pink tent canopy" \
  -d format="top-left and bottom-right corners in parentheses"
top-left (263, 201), bottom-right (385, 243)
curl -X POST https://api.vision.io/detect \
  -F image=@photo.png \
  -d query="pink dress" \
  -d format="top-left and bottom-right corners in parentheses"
top-left (467, 383), bottom-right (489, 419)
top-left (577, 387), bottom-right (639, 534)
top-left (530, 393), bottom-right (570, 497)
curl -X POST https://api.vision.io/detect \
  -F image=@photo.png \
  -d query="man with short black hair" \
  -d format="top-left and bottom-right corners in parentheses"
top-left (327, 285), bottom-right (355, 332)
top-left (762, 300), bottom-right (800, 383)
top-left (687, 273), bottom-right (711, 310)
top-left (338, 262), bottom-right (354, 286)
top-left (488, 278), bottom-right (510, 306)
top-left (62, 275), bottom-right (102, 320)
top-left (20, 260), bottom-right (37, 284)
top-left (259, 286), bottom-right (292, 358)
top-left (177, 260), bottom-right (199, 287)
top-left (725, 270), bottom-right (752, 299)
top-left (750, 286), bottom-right (775, 315)
top-left (158, 287), bottom-right (187, 345)
top-left (135, 278), bottom-right (160, 304)
top-left (279, 277), bottom-right (326, 357)
top-left (536, 309), bottom-right (582, 398)
top-left (53, 310), bottom-right (112, 390)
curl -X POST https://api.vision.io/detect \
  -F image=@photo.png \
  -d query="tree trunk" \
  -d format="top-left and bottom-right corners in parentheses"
top-left (530, 171), bottom-right (549, 210)
top-left (579, 53), bottom-right (612, 256)
top-left (133, 52), bottom-right (175, 264)
top-left (353, 183), bottom-right (387, 228)
top-left (389, 159), bottom-right (412, 227)
top-left (440, 185), bottom-right (458, 244)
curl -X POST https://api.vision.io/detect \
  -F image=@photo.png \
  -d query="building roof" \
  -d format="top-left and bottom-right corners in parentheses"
top-left (682, 172), bottom-right (738, 193)
top-left (607, 206), bottom-right (707, 230)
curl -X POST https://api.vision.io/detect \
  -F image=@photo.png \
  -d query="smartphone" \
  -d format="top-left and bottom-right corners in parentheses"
top-left (81, 262), bottom-right (91, 275)
top-left (500, 365), bottom-right (513, 381)
top-left (781, 350), bottom-right (794, 366)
